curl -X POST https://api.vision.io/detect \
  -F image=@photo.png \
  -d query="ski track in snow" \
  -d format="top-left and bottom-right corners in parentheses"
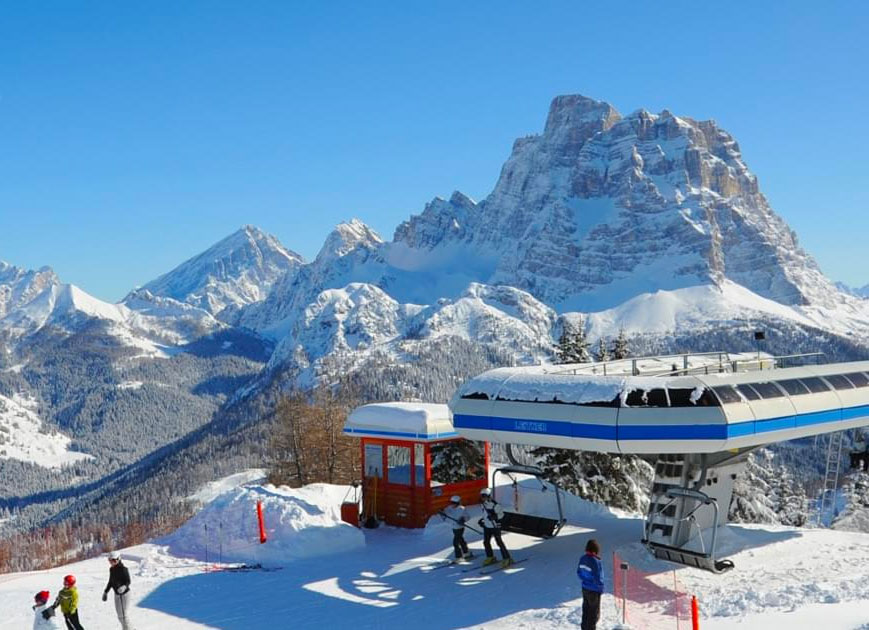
top-left (2, 478), bottom-right (869, 629)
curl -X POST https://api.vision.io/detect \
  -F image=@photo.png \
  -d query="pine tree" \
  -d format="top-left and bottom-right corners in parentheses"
top-left (595, 338), bottom-right (610, 363)
top-left (612, 327), bottom-right (629, 359)
top-left (556, 317), bottom-right (591, 364)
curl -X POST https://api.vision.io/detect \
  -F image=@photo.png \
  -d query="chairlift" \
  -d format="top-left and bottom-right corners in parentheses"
top-left (491, 465), bottom-right (567, 539)
top-left (643, 487), bottom-right (734, 574)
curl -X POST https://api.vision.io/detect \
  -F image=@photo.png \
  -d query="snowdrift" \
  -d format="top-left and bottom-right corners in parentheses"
top-left (164, 483), bottom-right (364, 566)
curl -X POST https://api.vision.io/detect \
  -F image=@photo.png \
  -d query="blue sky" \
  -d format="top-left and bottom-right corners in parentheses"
top-left (1, 2), bottom-right (867, 301)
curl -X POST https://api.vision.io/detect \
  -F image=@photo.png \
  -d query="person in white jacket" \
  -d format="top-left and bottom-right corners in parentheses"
top-left (442, 495), bottom-right (474, 561)
top-left (478, 487), bottom-right (512, 568)
top-left (32, 590), bottom-right (61, 630)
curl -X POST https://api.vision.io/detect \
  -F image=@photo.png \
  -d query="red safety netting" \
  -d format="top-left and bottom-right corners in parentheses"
top-left (612, 552), bottom-right (692, 630)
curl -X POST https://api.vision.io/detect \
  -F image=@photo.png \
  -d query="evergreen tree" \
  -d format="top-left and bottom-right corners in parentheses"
top-left (612, 327), bottom-right (629, 359)
top-left (595, 338), bottom-right (610, 363)
top-left (529, 447), bottom-right (654, 513)
top-left (555, 317), bottom-right (591, 364)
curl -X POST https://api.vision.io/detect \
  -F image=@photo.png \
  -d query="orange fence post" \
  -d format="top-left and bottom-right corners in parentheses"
top-left (256, 500), bottom-right (267, 544)
top-left (691, 595), bottom-right (700, 630)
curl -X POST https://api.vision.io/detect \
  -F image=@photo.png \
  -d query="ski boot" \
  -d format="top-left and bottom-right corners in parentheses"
top-left (500, 557), bottom-right (514, 569)
top-left (482, 556), bottom-right (497, 567)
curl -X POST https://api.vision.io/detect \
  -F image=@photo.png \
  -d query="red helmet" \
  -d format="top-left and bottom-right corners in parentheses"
top-left (63, 575), bottom-right (76, 587)
top-left (35, 590), bottom-right (50, 604)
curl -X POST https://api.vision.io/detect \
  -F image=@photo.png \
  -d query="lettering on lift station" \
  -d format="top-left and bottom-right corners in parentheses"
top-left (514, 420), bottom-right (547, 433)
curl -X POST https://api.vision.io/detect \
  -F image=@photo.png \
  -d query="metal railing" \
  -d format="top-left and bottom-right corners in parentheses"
top-left (551, 351), bottom-right (825, 378)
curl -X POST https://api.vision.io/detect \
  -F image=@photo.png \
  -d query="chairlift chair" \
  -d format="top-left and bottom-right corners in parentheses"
top-left (491, 465), bottom-right (567, 539)
top-left (643, 487), bottom-right (734, 574)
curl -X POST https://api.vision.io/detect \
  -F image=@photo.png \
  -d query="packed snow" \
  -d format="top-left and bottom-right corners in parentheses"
top-left (2, 470), bottom-right (869, 629)
top-left (164, 483), bottom-right (364, 566)
top-left (0, 393), bottom-right (91, 468)
top-left (345, 403), bottom-right (455, 439)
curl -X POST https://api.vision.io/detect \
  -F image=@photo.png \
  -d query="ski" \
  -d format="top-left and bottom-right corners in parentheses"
top-left (425, 556), bottom-right (477, 571)
top-left (478, 557), bottom-right (528, 575)
top-left (203, 563), bottom-right (283, 573)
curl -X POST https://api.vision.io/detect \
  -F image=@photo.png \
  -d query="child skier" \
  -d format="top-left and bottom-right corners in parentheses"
top-left (103, 551), bottom-right (135, 630)
top-left (51, 574), bottom-right (85, 630)
top-left (442, 495), bottom-right (474, 562)
top-left (33, 590), bottom-right (61, 629)
top-left (478, 487), bottom-right (512, 568)
top-left (577, 539), bottom-right (604, 630)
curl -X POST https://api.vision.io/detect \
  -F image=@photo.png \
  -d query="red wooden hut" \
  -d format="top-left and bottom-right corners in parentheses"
top-left (343, 402), bottom-right (489, 529)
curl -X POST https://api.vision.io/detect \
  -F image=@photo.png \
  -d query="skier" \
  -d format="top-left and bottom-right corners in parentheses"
top-left (577, 539), bottom-right (604, 630)
top-left (33, 590), bottom-right (61, 629)
top-left (50, 574), bottom-right (85, 630)
top-left (441, 495), bottom-right (474, 562)
top-left (477, 487), bottom-right (512, 568)
top-left (102, 551), bottom-right (135, 630)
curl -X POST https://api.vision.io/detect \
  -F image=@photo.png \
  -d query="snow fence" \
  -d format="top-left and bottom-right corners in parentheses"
top-left (164, 483), bottom-right (365, 567)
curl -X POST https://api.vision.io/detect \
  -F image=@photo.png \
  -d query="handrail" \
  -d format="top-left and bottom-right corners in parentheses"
top-left (549, 351), bottom-right (826, 378)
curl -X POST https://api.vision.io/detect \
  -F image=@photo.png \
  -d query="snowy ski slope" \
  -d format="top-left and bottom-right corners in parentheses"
top-left (1, 473), bottom-right (868, 629)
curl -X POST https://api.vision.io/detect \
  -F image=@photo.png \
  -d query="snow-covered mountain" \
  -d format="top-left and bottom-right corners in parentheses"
top-left (221, 94), bottom-right (869, 383)
top-left (392, 95), bottom-right (847, 311)
top-left (129, 225), bottom-right (303, 318)
top-left (835, 280), bottom-right (869, 299)
top-left (262, 282), bottom-right (557, 385)
top-left (0, 260), bottom-right (222, 354)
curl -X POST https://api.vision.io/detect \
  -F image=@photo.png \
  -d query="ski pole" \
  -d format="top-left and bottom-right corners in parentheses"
top-left (438, 511), bottom-right (483, 535)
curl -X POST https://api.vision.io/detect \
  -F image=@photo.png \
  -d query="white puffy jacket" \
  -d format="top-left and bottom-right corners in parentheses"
top-left (442, 504), bottom-right (467, 529)
top-left (33, 603), bottom-right (61, 630)
top-left (480, 498), bottom-right (505, 529)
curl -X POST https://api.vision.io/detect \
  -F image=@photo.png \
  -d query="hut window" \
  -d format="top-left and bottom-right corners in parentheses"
top-left (430, 440), bottom-right (486, 486)
top-left (414, 443), bottom-right (425, 486)
top-left (364, 444), bottom-right (383, 478)
top-left (387, 445), bottom-right (412, 485)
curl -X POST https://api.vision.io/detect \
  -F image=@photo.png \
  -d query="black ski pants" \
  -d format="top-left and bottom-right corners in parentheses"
top-left (483, 526), bottom-right (510, 560)
top-left (452, 528), bottom-right (469, 558)
top-left (64, 611), bottom-right (86, 630)
top-left (581, 588), bottom-right (601, 630)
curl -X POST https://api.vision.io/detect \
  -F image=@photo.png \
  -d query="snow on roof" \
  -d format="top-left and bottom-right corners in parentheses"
top-left (344, 402), bottom-right (457, 441)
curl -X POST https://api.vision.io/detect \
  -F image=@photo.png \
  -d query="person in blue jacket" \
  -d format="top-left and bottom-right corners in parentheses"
top-left (577, 539), bottom-right (604, 630)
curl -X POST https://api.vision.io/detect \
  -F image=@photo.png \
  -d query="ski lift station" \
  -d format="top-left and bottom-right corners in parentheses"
top-left (344, 402), bottom-right (489, 529)
top-left (345, 352), bottom-right (869, 574)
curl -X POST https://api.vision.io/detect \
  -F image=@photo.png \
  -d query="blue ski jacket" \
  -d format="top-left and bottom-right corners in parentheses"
top-left (577, 552), bottom-right (604, 593)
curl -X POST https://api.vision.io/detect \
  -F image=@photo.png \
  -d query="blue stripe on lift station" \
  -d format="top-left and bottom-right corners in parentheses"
top-left (453, 403), bottom-right (869, 442)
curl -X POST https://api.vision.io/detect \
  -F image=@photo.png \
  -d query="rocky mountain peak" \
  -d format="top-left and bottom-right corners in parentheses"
top-left (315, 219), bottom-right (384, 264)
top-left (0, 262), bottom-right (61, 318)
top-left (133, 225), bottom-right (303, 316)
top-left (542, 94), bottom-right (622, 152)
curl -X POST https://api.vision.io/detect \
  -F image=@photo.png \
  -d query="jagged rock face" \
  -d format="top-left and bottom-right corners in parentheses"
top-left (0, 262), bottom-right (60, 319)
top-left (134, 225), bottom-right (303, 316)
top-left (239, 219), bottom-right (388, 336)
top-left (263, 281), bottom-right (557, 387)
top-left (393, 94), bottom-right (841, 310)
